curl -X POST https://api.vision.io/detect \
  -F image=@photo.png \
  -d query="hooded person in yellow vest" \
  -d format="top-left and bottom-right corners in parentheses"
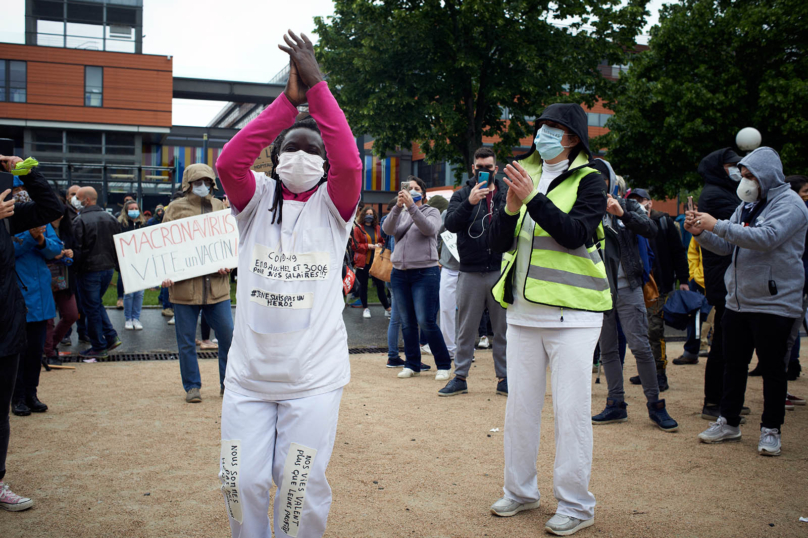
top-left (487, 103), bottom-right (607, 536)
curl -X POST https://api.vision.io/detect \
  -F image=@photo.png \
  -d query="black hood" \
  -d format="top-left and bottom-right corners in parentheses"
top-left (698, 148), bottom-right (741, 191)
top-left (520, 103), bottom-right (591, 160)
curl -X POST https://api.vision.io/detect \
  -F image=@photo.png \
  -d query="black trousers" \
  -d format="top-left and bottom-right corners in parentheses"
top-left (0, 353), bottom-right (21, 481)
top-left (14, 320), bottom-right (48, 404)
top-left (720, 309), bottom-right (792, 430)
top-left (703, 303), bottom-right (726, 406)
top-left (355, 266), bottom-right (390, 310)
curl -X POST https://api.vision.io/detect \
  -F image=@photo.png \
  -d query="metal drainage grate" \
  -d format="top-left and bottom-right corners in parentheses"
top-left (59, 351), bottom-right (220, 363)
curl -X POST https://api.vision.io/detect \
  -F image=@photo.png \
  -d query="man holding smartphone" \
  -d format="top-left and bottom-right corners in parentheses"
top-left (440, 147), bottom-right (508, 396)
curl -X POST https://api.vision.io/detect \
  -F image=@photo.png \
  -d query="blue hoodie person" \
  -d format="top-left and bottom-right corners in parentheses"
top-left (689, 147), bottom-right (808, 456)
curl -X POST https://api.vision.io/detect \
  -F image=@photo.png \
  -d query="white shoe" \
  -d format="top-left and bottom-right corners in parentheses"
top-left (133, 319), bottom-right (143, 330)
top-left (397, 368), bottom-right (420, 378)
top-left (758, 427), bottom-right (781, 456)
top-left (167, 316), bottom-right (175, 325)
top-left (212, 337), bottom-right (218, 344)
top-left (490, 497), bottom-right (540, 517)
top-left (435, 369), bottom-right (450, 381)
top-left (384, 309), bottom-right (392, 319)
top-left (363, 308), bottom-right (371, 319)
top-left (477, 336), bottom-right (490, 349)
top-left (124, 320), bottom-right (134, 330)
top-left (420, 344), bottom-right (432, 355)
top-left (698, 416), bottom-right (742, 443)
top-left (545, 513), bottom-right (594, 536)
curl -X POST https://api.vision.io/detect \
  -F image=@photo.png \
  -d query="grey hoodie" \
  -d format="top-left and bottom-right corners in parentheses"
top-left (382, 202), bottom-right (442, 270)
top-left (695, 147), bottom-right (808, 318)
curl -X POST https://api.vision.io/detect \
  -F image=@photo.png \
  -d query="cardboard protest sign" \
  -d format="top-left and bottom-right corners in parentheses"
top-left (114, 209), bottom-right (238, 294)
top-left (251, 146), bottom-right (274, 175)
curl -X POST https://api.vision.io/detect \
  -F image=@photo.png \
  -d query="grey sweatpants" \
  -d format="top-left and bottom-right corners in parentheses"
top-left (454, 271), bottom-right (507, 379)
top-left (600, 285), bottom-right (660, 403)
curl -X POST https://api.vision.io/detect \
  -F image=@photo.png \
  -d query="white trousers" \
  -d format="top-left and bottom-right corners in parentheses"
top-left (503, 323), bottom-right (600, 520)
top-left (439, 268), bottom-right (459, 359)
top-left (220, 387), bottom-right (343, 538)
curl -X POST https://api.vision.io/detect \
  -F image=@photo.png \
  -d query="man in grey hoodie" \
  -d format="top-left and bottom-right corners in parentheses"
top-left (687, 147), bottom-right (808, 456)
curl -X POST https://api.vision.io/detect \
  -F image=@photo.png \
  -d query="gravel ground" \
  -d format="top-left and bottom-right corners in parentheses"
top-left (2, 341), bottom-right (807, 538)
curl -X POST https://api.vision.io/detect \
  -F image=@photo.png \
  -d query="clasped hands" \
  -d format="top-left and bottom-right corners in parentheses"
top-left (684, 210), bottom-right (717, 235)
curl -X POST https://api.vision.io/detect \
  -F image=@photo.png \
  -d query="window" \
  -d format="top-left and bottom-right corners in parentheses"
top-left (587, 113), bottom-right (612, 128)
top-left (85, 66), bottom-right (103, 107)
top-left (68, 132), bottom-right (102, 154)
top-left (33, 130), bottom-right (64, 153)
top-left (0, 60), bottom-right (27, 103)
top-left (105, 133), bottom-right (136, 156)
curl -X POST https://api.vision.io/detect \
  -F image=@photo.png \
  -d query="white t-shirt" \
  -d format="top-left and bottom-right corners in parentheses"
top-left (507, 159), bottom-right (604, 328)
top-left (225, 172), bottom-right (356, 400)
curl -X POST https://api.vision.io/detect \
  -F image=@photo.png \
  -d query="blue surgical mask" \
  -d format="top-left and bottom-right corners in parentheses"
top-left (128, 210), bottom-right (140, 219)
top-left (409, 189), bottom-right (423, 203)
top-left (534, 124), bottom-right (570, 161)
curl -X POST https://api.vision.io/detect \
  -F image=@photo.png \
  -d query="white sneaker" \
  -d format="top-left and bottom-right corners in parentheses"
top-left (420, 344), bottom-right (432, 355)
top-left (490, 497), bottom-right (540, 517)
top-left (133, 319), bottom-right (143, 330)
top-left (167, 316), bottom-right (175, 325)
top-left (124, 320), bottom-right (134, 330)
top-left (545, 513), bottom-right (594, 536)
top-left (397, 368), bottom-right (420, 378)
top-left (698, 416), bottom-right (742, 443)
top-left (758, 427), bottom-right (781, 456)
top-left (435, 369), bottom-right (450, 381)
top-left (363, 308), bottom-right (371, 319)
top-left (478, 335), bottom-right (490, 349)
top-left (212, 338), bottom-right (218, 344)
top-left (384, 309), bottom-right (392, 319)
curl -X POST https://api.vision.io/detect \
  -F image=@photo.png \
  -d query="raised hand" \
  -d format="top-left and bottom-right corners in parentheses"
top-left (502, 162), bottom-right (534, 214)
top-left (468, 182), bottom-right (491, 206)
top-left (283, 57), bottom-right (308, 107)
top-left (0, 190), bottom-right (14, 220)
top-left (278, 30), bottom-right (324, 106)
top-left (605, 194), bottom-right (624, 217)
top-left (0, 155), bottom-right (23, 172)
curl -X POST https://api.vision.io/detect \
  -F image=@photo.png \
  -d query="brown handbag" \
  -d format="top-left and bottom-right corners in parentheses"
top-left (643, 271), bottom-right (660, 308)
top-left (369, 247), bottom-right (393, 283)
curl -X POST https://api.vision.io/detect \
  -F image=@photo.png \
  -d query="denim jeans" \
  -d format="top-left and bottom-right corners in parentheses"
top-left (173, 300), bottom-right (233, 392)
top-left (390, 267), bottom-right (451, 371)
top-left (124, 291), bottom-right (144, 321)
top-left (387, 295), bottom-right (402, 360)
top-left (158, 286), bottom-right (172, 310)
top-left (78, 269), bottom-right (118, 351)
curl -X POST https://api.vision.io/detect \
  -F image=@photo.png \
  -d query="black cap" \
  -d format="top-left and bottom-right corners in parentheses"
top-left (724, 150), bottom-right (742, 164)
top-left (628, 188), bottom-right (651, 200)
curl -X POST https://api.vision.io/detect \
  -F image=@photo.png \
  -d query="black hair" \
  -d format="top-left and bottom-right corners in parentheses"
top-left (786, 175), bottom-right (808, 194)
top-left (268, 116), bottom-right (329, 224)
top-left (473, 147), bottom-right (496, 164)
top-left (387, 196), bottom-right (398, 211)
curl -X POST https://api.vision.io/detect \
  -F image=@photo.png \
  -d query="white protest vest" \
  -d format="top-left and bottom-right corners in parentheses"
top-left (226, 173), bottom-right (355, 400)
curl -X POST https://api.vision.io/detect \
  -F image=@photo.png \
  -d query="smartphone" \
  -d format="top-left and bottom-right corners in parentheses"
top-left (687, 196), bottom-right (694, 212)
top-left (401, 181), bottom-right (410, 191)
top-left (0, 171), bottom-right (13, 202)
top-left (477, 171), bottom-right (490, 188)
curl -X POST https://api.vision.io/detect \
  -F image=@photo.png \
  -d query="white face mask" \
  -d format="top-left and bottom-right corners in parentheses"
top-left (727, 167), bottom-right (742, 182)
top-left (71, 196), bottom-right (83, 209)
top-left (736, 177), bottom-right (760, 203)
top-left (275, 150), bottom-right (325, 193)
top-left (192, 184), bottom-right (210, 198)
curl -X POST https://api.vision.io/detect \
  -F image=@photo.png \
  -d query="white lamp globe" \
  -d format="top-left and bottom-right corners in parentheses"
top-left (736, 127), bottom-right (762, 152)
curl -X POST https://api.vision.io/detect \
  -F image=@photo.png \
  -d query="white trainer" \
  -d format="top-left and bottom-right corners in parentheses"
top-left (478, 335), bottom-right (490, 349)
top-left (545, 513), bottom-right (594, 536)
top-left (167, 316), bottom-right (175, 325)
top-left (420, 344), bottom-right (432, 355)
top-left (133, 319), bottom-right (143, 330)
top-left (490, 497), bottom-right (540, 517)
top-left (758, 427), bottom-right (781, 456)
top-left (698, 416), bottom-right (741, 443)
top-left (363, 308), bottom-right (371, 319)
top-left (435, 369), bottom-right (450, 381)
top-left (124, 320), bottom-right (134, 330)
top-left (397, 368), bottom-right (420, 378)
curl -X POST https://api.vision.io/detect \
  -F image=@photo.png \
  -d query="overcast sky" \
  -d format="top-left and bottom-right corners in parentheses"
top-left (0, 0), bottom-right (672, 127)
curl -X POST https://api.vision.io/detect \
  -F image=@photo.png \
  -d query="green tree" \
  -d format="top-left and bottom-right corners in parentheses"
top-left (314, 0), bottom-right (648, 181)
top-left (598, 0), bottom-right (808, 198)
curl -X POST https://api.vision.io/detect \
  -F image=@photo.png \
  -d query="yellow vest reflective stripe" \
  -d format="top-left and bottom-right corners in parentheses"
top-left (492, 158), bottom-right (612, 313)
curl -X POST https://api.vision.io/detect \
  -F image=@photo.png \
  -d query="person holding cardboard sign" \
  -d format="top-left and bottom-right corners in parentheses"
top-left (214, 30), bottom-right (361, 538)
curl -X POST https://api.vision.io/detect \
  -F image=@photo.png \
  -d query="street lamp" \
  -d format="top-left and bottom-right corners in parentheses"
top-left (736, 127), bottom-right (762, 153)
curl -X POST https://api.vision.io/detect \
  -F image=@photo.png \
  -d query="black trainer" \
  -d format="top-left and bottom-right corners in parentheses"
top-left (12, 401), bottom-right (31, 417)
top-left (629, 375), bottom-right (641, 385)
top-left (25, 396), bottom-right (48, 413)
top-left (420, 363), bottom-right (432, 371)
top-left (496, 378), bottom-right (508, 396)
top-left (701, 404), bottom-right (746, 424)
top-left (672, 355), bottom-right (698, 365)
top-left (438, 377), bottom-right (468, 397)
top-left (657, 372), bottom-right (669, 392)
top-left (386, 357), bottom-right (406, 368)
top-left (647, 399), bottom-right (678, 432)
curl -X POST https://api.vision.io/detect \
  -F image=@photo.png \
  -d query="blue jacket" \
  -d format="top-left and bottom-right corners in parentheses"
top-left (14, 224), bottom-right (63, 322)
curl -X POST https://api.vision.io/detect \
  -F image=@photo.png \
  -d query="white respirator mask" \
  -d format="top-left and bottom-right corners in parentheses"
top-left (736, 177), bottom-right (760, 203)
top-left (275, 150), bottom-right (326, 194)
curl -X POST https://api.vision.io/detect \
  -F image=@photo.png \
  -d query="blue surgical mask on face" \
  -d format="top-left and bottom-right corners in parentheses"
top-left (534, 124), bottom-right (570, 161)
top-left (409, 189), bottom-right (423, 203)
top-left (128, 210), bottom-right (140, 219)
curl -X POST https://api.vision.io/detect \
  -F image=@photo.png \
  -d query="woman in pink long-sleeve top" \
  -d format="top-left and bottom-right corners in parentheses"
top-left (214, 31), bottom-right (361, 538)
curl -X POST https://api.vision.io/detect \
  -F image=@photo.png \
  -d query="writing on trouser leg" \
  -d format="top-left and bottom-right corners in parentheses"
top-left (219, 439), bottom-right (243, 524)
top-left (280, 442), bottom-right (318, 537)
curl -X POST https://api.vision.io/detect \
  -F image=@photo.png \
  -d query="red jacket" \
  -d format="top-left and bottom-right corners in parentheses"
top-left (352, 222), bottom-right (381, 269)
